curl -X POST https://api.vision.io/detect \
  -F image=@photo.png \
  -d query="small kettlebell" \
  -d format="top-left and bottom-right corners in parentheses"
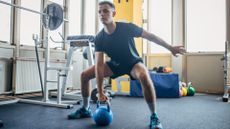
top-left (93, 101), bottom-right (113, 126)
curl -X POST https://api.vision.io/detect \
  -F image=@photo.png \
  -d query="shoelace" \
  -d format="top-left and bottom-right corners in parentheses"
top-left (150, 116), bottom-right (161, 126)
top-left (75, 107), bottom-right (85, 114)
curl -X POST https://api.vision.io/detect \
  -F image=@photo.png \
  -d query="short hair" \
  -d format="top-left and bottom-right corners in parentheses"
top-left (99, 1), bottom-right (115, 10)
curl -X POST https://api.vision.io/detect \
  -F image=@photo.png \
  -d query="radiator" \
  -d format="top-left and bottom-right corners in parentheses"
top-left (0, 58), bottom-right (13, 94)
top-left (14, 58), bottom-right (73, 94)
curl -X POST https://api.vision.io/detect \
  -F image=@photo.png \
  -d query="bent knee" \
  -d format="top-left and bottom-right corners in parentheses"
top-left (81, 71), bottom-right (91, 82)
top-left (138, 73), bottom-right (152, 85)
top-left (138, 72), bottom-right (148, 81)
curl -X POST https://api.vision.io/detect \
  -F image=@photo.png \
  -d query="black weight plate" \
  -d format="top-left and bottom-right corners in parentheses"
top-left (42, 3), bottom-right (63, 30)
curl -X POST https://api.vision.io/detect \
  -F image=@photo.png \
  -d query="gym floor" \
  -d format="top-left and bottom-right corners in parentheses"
top-left (0, 94), bottom-right (229, 129)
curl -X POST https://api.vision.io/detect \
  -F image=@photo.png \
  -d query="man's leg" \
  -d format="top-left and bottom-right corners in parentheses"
top-left (68, 63), bottom-right (113, 119)
top-left (130, 63), bottom-right (156, 113)
top-left (81, 63), bottom-right (113, 108)
top-left (130, 63), bottom-right (163, 129)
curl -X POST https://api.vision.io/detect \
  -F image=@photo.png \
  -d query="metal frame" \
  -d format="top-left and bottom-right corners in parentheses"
top-left (30, 32), bottom-right (74, 109)
top-left (81, 0), bottom-right (85, 34)
top-left (0, 0), bottom-right (48, 17)
top-left (0, 0), bottom-right (73, 109)
top-left (223, 41), bottom-right (230, 102)
top-left (50, 38), bottom-right (96, 101)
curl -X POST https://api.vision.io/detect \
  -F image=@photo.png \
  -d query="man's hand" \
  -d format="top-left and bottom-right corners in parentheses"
top-left (98, 92), bottom-right (109, 102)
top-left (170, 45), bottom-right (186, 57)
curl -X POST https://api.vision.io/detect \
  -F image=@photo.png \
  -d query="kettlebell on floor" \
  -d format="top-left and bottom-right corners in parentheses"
top-left (93, 101), bottom-right (113, 126)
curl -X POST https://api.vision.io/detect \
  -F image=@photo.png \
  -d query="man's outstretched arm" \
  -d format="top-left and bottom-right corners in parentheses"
top-left (141, 30), bottom-right (186, 56)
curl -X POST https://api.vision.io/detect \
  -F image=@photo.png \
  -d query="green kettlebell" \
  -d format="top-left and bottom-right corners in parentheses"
top-left (187, 82), bottom-right (195, 96)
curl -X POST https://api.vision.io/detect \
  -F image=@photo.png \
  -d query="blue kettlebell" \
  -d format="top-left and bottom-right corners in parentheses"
top-left (93, 101), bottom-right (113, 126)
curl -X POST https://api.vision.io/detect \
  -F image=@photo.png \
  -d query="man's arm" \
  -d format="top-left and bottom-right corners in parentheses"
top-left (95, 52), bottom-right (105, 97)
top-left (141, 30), bottom-right (185, 56)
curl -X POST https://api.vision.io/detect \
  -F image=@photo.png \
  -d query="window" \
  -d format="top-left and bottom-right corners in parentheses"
top-left (149, 0), bottom-right (172, 53)
top-left (20, 0), bottom-right (41, 46)
top-left (186, 0), bottom-right (226, 52)
top-left (0, 0), bottom-right (12, 44)
top-left (84, 0), bottom-right (96, 35)
top-left (49, 0), bottom-right (64, 49)
top-left (68, 0), bottom-right (81, 35)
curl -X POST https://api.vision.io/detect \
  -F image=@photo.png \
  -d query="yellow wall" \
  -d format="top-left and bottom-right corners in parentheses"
top-left (112, 0), bottom-right (143, 92)
top-left (111, 75), bottom-right (130, 92)
top-left (113, 0), bottom-right (133, 22)
top-left (113, 0), bottom-right (143, 56)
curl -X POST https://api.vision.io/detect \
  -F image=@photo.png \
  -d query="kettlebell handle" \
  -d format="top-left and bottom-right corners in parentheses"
top-left (96, 100), bottom-right (111, 112)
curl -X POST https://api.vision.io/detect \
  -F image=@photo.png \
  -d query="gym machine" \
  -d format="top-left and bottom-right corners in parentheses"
top-left (0, 0), bottom-right (115, 108)
top-left (0, 0), bottom-right (72, 108)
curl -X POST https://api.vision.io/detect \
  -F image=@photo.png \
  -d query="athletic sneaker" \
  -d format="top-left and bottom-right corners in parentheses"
top-left (150, 113), bottom-right (163, 129)
top-left (68, 107), bottom-right (92, 119)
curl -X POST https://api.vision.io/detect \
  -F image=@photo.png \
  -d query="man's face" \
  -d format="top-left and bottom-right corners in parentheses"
top-left (98, 4), bottom-right (115, 25)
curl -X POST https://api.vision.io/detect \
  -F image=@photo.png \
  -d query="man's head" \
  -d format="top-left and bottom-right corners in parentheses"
top-left (98, 1), bottom-right (116, 25)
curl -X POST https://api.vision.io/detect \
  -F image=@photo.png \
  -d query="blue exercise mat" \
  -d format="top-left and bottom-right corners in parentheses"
top-left (130, 72), bottom-right (180, 98)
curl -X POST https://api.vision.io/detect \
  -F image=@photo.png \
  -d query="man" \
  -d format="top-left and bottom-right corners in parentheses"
top-left (68, 1), bottom-right (185, 129)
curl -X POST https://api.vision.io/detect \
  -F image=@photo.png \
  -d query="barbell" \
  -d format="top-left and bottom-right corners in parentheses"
top-left (0, 0), bottom-right (66, 31)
